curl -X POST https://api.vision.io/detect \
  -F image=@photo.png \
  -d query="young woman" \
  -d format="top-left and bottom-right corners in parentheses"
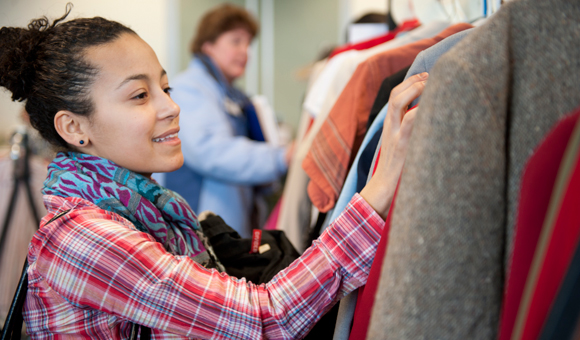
top-left (0, 8), bottom-right (426, 339)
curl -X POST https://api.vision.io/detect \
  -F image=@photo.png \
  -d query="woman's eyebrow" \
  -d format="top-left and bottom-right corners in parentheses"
top-left (116, 74), bottom-right (149, 89)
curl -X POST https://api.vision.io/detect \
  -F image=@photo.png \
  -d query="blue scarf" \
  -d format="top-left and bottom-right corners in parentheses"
top-left (197, 53), bottom-right (265, 142)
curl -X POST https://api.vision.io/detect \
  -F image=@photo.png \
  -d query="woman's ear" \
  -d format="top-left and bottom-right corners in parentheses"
top-left (201, 41), bottom-right (214, 56)
top-left (54, 110), bottom-right (90, 148)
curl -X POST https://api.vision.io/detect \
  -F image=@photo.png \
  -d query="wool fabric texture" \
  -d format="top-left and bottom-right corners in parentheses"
top-left (368, 0), bottom-right (580, 338)
top-left (43, 152), bottom-right (218, 266)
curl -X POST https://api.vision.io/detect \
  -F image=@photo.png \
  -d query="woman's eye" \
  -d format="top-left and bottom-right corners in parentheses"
top-left (132, 92), bottom-right (148, 100)
top-left (164, 87), bottom-right (173, 96)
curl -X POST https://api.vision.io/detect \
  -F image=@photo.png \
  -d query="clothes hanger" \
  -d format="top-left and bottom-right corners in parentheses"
top-left (411, 0), bottom-right (451, 25)
top-left (391, 0), bottom-right (417, 26)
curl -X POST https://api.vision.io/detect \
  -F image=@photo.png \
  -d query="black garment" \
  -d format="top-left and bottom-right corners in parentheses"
top-left (306, 211), bottom-right (328, 250)
top-left (365, 65), bottom-right (411, 132)
top-left (199, 214), bottom-right (299, 284)
top-left (356, 129), bottom-right (383, 193)
top-left (538, 239), bottom-right (580, 340)
top-left (200, 214), bottom-right (337, 339)
top-left (303, 303), bottom-right (340, 340)
top-left (356, 66), bottom-right (410, 193)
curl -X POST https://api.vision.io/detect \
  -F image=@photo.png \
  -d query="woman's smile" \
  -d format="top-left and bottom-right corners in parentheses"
top-left (153, 133), bottom-right (181, 145)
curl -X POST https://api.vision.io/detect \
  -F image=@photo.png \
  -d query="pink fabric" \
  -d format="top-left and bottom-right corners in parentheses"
top-left (264, 198), bottom-right (282, 230)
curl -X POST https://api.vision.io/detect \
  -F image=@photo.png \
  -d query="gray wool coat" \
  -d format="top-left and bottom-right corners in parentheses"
top-left (368, 0), bottom-right (580, 338)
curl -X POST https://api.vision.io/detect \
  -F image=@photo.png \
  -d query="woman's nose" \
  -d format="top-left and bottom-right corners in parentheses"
top-left (159, 94), bottom-right (180, 120)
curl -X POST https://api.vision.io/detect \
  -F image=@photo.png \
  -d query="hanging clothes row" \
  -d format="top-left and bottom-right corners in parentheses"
top-left (332, 25), bottom-right (475, 340)
top-left (271, 11), bottom-right (475, 340)
top-left (271, 0), bottom-right (580, 338)
top-left (277, 20), bottom-right (473, 253)
top-left (302, 22), bottom-right (473, 215)
top-left (366, 0), bottom-right (580, 336)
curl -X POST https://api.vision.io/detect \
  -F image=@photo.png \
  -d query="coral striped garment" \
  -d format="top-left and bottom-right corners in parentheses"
top-left (24, 193), bottom-right (384, 339)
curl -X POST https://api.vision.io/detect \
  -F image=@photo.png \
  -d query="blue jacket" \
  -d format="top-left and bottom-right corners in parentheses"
top-left (165, 58), bottom-right (287, 237)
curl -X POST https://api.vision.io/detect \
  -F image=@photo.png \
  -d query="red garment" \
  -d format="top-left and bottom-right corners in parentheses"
top-left (348, 185), bottom-right (395, 340)
top-left (328, 19), bottom-right (420, 59)
top-left (519, 111), bottom-right (580, 339)
top-left (371, 148), bottom-right (381, 175)
top-left (499, 108), bottom-right (580, 340)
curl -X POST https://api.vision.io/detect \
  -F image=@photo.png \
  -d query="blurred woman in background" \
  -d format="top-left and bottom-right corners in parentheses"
top-left (164, 4), bottom-right (292, 237)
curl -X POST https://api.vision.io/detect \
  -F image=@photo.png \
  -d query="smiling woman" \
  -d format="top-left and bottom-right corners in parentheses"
top-left (0, 6), bottom-right (422, 340)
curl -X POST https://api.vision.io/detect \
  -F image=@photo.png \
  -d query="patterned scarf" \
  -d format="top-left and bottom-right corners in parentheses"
top-left (43, 152), bottom-right (223, 269)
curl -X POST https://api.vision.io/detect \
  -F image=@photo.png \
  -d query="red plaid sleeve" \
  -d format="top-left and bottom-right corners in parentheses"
top-left (25, 194), bottom-right (383, 339)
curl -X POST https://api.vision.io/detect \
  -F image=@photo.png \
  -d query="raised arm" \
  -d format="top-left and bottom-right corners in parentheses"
top-left (29, 195), bottom-right (383, 339)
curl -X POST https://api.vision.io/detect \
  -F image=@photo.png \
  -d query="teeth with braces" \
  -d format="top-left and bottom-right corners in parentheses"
top-left (152, 133), bottom-right (178, 143)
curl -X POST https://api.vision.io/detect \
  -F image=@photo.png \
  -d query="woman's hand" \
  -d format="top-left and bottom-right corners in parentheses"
top-left (360, 72), bottom-right (428, 219)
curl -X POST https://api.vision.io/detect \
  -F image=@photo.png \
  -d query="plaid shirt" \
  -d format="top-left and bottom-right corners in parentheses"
top-left (24, 193), bottom-right (384, 339)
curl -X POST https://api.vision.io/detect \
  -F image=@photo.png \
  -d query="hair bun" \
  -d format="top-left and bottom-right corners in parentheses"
top-left (0, 19), bottom-right (51, 102)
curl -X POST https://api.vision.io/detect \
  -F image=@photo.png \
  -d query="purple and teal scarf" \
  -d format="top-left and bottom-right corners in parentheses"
top-left (43, 152), bottom-right (223, 269)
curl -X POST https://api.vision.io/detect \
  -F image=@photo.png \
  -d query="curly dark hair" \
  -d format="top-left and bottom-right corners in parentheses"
top-left (190, 3), bottom-right (258, 55)
top-left (0, 4), bottom-right (136, 149)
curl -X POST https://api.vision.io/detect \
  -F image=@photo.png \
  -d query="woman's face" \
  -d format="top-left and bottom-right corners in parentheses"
top-left (202, 27), bottom-right (252, 83)
top-left (79, 33), bottom-right (183, 177)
